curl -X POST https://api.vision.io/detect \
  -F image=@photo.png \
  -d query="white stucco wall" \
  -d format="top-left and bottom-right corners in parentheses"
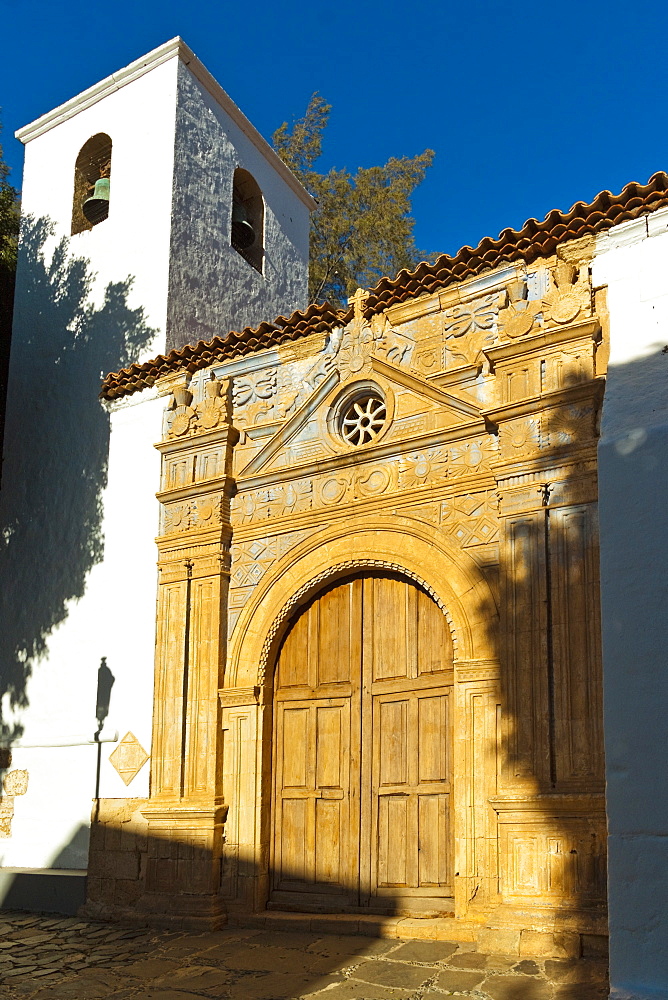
top-left (1, 392), bottom-right (162, 869)
top-left (167, 59), bottom-right (310, 350)
top-left (0, 52), bottom-right (180, 871)
top-left (594, 207), bottom-right (668, 1000)
top-left (16, 54), bottom-right (179, 354)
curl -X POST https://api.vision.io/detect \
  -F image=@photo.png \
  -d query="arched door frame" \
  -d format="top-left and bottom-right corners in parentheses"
top-left (221, 517), bottom-right (501, 919)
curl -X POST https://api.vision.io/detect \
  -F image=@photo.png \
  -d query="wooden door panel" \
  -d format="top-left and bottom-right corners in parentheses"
top-left (272, 572), bottom-right (453, 912)
top-left (418, 793), bottom-right (451, 887)
top-left (417, 587), bottom-right (453, 675)
top-left (314, 798), bottom-right (344, 884)
top-left (370, 687), bottom-right (452, 899)
top-left (277, 797), bottom-right (309, 884)
top-left (280, 706), bottom-right (310, 788)
top-left (377, 794), bottom-right (410, 887)
top-left (368, 575), bottom-right (413, 681)
top-left (273, 692), bottom-right (355, 900)
top-left (316, 580), bottom-right (360, 686)
top-left (417, 694), bottom-right (450, 784)
top-left (315, 704), bottom-right (346, 788)
top-left (378, 699), bottom-right (409, 787)
top-left (277, 609), bottom-right (311, 688)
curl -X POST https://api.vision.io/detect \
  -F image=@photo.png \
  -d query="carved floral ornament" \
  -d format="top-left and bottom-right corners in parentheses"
top-left (165, 376), bottom-right (231, 438)
top-left (163, 493), bottom-right (225, 534)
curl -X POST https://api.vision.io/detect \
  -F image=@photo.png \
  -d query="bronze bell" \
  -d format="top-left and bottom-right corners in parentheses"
top-left (82, 177), bottom-right (110, 225)
top-left (231, 201), bottom-right (255, 250)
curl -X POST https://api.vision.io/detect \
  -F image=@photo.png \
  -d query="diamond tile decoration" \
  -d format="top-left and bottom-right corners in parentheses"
top-left (109, 732), bottom-right (150, 786)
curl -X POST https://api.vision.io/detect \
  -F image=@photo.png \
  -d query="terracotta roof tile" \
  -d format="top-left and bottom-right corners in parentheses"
top-left (101, 171), bottom-right (668, 400)
top-left (101, 301), bottom-right (345, 400)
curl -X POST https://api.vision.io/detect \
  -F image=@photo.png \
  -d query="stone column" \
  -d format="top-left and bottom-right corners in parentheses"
top-left (140, 376), bottom-right (237, 928)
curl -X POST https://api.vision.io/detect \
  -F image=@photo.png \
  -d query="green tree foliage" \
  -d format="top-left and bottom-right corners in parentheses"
top-left (0, 116), bottom-right (20, 452)
top-left (273, 95), bottom-right (434, 308)
top-left (0, 117), bottom-right (20, 332)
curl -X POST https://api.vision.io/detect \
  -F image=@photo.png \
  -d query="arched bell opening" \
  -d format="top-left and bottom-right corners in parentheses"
top-left (230, 167), bottom-right (264, 273)
top-left (267, 569), bottom-right (456, 917)
top-left (71, 133), bottom-right (112, 235)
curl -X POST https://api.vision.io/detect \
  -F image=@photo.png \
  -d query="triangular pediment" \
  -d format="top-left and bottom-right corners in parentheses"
top-left (238, 358), bottom-right (483, 481)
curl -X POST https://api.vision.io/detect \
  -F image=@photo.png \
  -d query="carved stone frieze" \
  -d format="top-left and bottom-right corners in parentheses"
top-left (232, 430), bottom-right (498, 526)
top-left (394, 502), bottom-right (441, 526)
top-left (499, 415), bottom-right (542, 460)
top-left (162, 493), bottom-right (225, 535)
top-left (369, 312), bottom-right (414, 366)
top-left (497, 402), bottom-right (596, 461)
top-left (230, 479), bottom-right (313, 525)
top-left (443, 492), bottom-right (500, 549)
top-left (544, 402), bottom-right (596, 449)
top-left (444, 291), bottom-right (502, 366)
top-left (232, 369), bottom-right (277, 427)
top-left (334, 289), bottom-right (415, 383)
top-left (399, 447), bottom-right (449, 488)
top-left (449, 435), bottom-right (498, 477)
top-left (197, 376), bottom-right (231, 430)
top-left (165, 384), bottom-right (197, 438)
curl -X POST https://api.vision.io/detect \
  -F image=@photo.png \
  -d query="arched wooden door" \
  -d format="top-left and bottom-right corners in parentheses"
top-left (270, 572), bottom-right (454, 914)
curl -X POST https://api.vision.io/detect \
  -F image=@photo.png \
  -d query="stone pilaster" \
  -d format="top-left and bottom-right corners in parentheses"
top-left (140, 377), bottom-right (237, 927)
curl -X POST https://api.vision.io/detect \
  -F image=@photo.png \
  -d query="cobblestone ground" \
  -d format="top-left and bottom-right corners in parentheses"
top-left (0, 912), bottom-right (609, 999)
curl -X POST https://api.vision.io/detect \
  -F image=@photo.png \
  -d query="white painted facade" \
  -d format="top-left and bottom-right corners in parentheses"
top-left (0, 39), bottom-right (310, 880)
top-left (594, 207), bottom-right (668, 1000)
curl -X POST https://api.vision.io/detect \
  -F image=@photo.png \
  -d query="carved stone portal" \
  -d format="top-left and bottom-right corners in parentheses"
top-left (96, 259), bottom-right (607, 955)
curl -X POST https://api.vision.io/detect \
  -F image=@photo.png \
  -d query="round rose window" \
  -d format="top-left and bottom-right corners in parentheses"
top-left (340, 393), bottom-right (387, 446)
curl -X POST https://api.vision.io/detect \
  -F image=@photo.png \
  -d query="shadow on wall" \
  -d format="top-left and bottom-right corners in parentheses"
top-left (0, 215), bottom-right (156, 745)
top-left (470, 367), bottom-right (608, 948)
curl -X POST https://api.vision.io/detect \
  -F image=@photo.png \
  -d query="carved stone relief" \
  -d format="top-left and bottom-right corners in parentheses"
top-left (162, 493), bottom-right (225, 534)
top-left (542, 261), bottom-right (591, 327)
top-left (197, 376), bottom-right (232, 430)
top-left (232, 369), bottom-right (277, 427)
top-left (399, 447), bottom-right (449, 488)
top-left (231, 480), bottom-right (313, 525)
top-left (442, 491), bottom-right (500, 549)
top-left (164, 377), bottom-right (231, 438)
top-left (443, 291), bottom-right (502, 366)
top-left (227, 528), bottom-right (318, 636)
top-left (109, 732), bottom-right (150, 786)
top-left (498, 404), bottom-right (595, 460)
top-left (232, 430), bottom-right (498, 526)
top-left (498, 280), bottom-right (542, 340)
top-left (0, 769), bottom-right (29, 837)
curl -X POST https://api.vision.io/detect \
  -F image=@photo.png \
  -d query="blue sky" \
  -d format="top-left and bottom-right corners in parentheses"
top-left (1, 0), bottom-right (667, 262)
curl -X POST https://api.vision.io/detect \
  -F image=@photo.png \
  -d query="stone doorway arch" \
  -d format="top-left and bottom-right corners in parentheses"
top-left (220, 518), bottom-right (500, 919)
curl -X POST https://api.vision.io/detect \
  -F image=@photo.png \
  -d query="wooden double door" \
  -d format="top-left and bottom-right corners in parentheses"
top-left (270, 572), bottom-right (454, 914)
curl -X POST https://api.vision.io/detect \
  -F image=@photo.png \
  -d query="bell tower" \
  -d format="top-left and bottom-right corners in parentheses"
top-left (0, 40), bottom-right (312, 910)
top-left (14, 36), bottom-right (313, 358)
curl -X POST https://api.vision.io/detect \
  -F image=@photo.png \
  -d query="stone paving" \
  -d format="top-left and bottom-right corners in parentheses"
top-left (0, 911), bottom-right (609, 999)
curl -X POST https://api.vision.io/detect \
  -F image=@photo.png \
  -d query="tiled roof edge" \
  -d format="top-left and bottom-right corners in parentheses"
top-left (101, 301), bottom-right (348, 400)
top-left (100, 171), bottom-right (668, 401)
